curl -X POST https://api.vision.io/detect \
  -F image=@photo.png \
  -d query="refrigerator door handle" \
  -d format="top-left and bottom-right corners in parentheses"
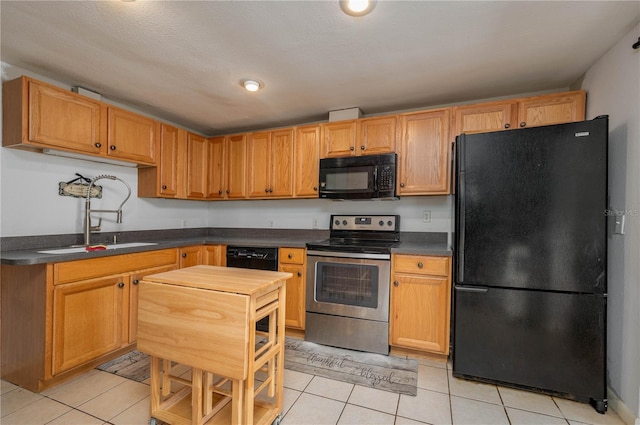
top-left (455, 285), bottom-right (488, 293)
top-left (457, 171), bottom-right (465, 282)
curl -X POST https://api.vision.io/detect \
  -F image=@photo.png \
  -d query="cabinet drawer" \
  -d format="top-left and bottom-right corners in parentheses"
top-left (393, 255), bottom-right (450, 276)
top-left (279, 247), bottom-right (305, 264)
top-left (54, 249), bottom-right (178, 284)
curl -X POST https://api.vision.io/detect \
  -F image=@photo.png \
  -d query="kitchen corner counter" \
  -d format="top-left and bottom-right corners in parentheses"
top-left (393, 232), bottom-right (453, 256)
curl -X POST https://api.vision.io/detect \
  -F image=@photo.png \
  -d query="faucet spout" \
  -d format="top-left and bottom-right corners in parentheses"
top-left (84, 175), bottom-right (131, 246)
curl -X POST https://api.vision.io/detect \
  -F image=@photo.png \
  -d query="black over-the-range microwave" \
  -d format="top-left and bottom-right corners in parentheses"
top-left (318, 153), bottom-right (399, 200)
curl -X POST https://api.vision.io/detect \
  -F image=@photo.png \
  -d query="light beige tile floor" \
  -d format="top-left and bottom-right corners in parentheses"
top-left (0, 357), bottom-right (627, 425)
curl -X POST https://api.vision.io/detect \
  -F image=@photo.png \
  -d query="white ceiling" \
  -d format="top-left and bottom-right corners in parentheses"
top-left (1, 1), bottom-right (638, 135)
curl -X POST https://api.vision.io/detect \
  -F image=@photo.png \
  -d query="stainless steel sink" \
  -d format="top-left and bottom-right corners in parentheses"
top-left (38, 242), bottom-right (158, 254)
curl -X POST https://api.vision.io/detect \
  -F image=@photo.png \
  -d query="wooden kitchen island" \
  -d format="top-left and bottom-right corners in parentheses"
top-left (137, 265), bottom-right (291, 425)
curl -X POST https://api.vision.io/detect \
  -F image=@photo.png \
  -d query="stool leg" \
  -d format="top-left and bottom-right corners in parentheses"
top-left (191, 368), bottom-right (203, 425)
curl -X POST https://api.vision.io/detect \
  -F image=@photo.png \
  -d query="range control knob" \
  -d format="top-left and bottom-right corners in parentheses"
top-left (342, 220), bottom-right (348, 225)
top-left (387, 220), bottom-right (393, 226)
top-left (379, 220), bottom-right (384, 226)
top-left (334, 220), bottom-right (340, 226)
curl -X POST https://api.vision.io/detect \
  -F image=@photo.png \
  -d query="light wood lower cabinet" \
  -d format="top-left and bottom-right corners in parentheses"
top-left (390, 254), bottom-right (452, 355)
top-left (179, 244), bottom-right (227, 267)
top-left (0, 249), bottom-right (178, 392)
top-left (279, 247), bottom-right (306, 330)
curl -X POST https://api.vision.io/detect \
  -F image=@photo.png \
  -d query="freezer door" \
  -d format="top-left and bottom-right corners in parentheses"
top-left (452, 286), bottom-right (606, 403)
top-left (456, 119), bottom-right (607, 293)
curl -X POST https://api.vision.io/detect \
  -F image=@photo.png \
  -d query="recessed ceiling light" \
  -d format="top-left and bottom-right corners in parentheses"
top-left (340, 0), bottom-right (377, 17)
top-left (242, 80), bottom-right (262, 92)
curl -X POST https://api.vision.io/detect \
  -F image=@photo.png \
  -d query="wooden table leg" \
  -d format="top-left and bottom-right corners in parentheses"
top-left (231, 379), bottom-right (244, 425)
top-left (191, 368), bottom-right (203, 425)
top-left (150, 356), bottom-right (162, 418)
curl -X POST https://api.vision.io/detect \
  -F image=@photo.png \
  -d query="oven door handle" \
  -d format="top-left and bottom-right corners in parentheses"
top-left (306, 250), bottom-right (391, 260)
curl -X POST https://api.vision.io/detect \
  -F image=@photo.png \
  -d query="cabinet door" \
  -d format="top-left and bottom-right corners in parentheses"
top-left (27, 78), bottom-right (106, 154)
top-left (357, 116), bottom-right (396, 155)
top-left (294, 125), bottom-right (320, 197)
top-left (129, 264), bottom-right (177, 344)
top-left (247, 132), bottom-right (272, 198)
top-left (157, 124), bottom-right (181, 197)
top-left (518, 91), bottom-right (586, 128)
top-left (52, 275), bottom-right (128, 375)
top-left (226, 134), bottom-right (247, 198)
top-left (179, 246), bottom-right (203, 268)
top-left (397, 109), bottom-right (451, 195)
top-left (107, 107), bottom-right (157, 164)
top-left (321, 121), bottom-right (357, 158)
top-left (203, 245), bottom-right (226, 266)
top-left (390, 273), bottom-right (450, 354)
top-left (207, 137), bottom-right (226, 199)
top-left (452, 101), bottom-right (518, 138)
top-left (186, 133), bottom-right (208, 199)
top-left (280, 264), bottom-right (305, 330)
top-left (270, 129), bottom-right (294, 198)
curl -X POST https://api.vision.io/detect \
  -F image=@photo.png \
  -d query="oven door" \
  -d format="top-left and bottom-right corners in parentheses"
top-left (306, 251), bottom-right (390, 322)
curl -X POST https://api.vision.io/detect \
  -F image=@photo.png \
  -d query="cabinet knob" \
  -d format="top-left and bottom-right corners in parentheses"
top-left (520, 122), bottom-right (526, 128)
top-left (297, 272), bottom-right (302, 277)
top-left (394, 280), bottom-right (399, 287)
top-left (118, 282), bottom-right (125, 288)
top-left (133, 279), bottom-right (139, 285)
top-left (288, 254), bottom-right (293, 259)
top-left (218, 190), bottom-right (223, 195)
top-left (226, 189), bottom-right (230, 194)
top-left (417, 262), bottom-right (424, 269)
top-left (504, 123), bottom-right (511, 129)
top-left (265, 188), bottom-right (270, 193)
top-left (313, 186), bottom-right (318, 191)
top-left (400, 183), bottom-right (405, 188)
top-left (350, 146), bottom-right (355, 151)
top-left (110, 145), bottom-right (116, 150)
top-left (182, 253), bottom-right (187, 258)
top-left (162, 185), bottom-right (167, 190)
top-left (95, 142), bottom-right (102, 148)
top-left (360, 146), bottom-right (365, 150)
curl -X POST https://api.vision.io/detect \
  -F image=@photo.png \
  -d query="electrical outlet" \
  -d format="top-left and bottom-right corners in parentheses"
top-left (180, 219), bottom-right (186, 228)
top-left (423, 211), bottom-right (431, 223)
top-left (312, 218), bottom-right (319, 229)
top-left (268, 219), bottom-right (275, 228)
top-left (614, 213), bottom-right (625, 235)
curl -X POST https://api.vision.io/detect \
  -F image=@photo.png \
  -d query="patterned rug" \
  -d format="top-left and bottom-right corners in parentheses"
top-left (98, 338), bottom-right (418, 396)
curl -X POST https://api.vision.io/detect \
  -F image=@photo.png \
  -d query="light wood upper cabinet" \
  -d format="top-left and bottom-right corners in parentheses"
top-left (397, 109), bottom-right (451, 195)
top-left (207, 137), bottom-right (226, 199)
top-left (226, 134), bottom-right (247, 199)
top-left (186, 132), bottom-right (208, 199)
top-left (294, 125), bottom-right (321, 198)
top-left (138, 124), bottom-right (185, 198)
top-left (452, 100), bottom-right (519, 137)
top-left (247, 132), bottom-right (272, 198)
top-left (270, 129), bottom-right (295, 197)
top-left (517, 91), bottom-right (585, 128)
top-left (107, 107), bottom-right (158, 165)
top-left (247, 129), bottom-right (294, 198)
top-left (390, 254), bottom-right (452, 355)
top-left (3, 76), bottom-right (107, 155)
top-left (357, 116), bottom-right (396, 155)
top-left (321, 120), bottom-right (357, 158)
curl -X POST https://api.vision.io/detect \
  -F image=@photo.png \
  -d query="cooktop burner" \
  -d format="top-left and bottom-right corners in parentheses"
top-left (306, 214), bottom-right (400, 254)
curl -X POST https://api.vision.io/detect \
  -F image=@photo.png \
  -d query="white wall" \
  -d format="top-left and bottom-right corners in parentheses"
top-left (207, 196), bottom-right (452, 233)
top-left (581, 23), bottom-right (640, 424)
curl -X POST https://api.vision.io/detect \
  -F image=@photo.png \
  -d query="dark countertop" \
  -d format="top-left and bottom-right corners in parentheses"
top-left (1, 228), bottom-right (452, 265)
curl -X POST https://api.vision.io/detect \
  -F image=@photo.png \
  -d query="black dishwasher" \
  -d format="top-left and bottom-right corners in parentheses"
top-left (226, 246), bottom-right (279, 332)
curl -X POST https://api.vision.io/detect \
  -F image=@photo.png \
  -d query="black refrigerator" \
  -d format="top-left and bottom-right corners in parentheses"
top-left (453, 117), bottom-right (608, 414)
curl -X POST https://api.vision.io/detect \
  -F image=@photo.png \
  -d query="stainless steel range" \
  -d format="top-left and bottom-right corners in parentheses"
top-left (305, 214), bottom-right (400, 355)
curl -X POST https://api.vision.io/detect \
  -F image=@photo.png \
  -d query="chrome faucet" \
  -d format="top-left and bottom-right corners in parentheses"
top-left (84, 175), bottom-right (131, 246)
